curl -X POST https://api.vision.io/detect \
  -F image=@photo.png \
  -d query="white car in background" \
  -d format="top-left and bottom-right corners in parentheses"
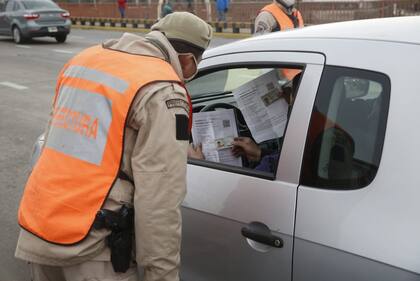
top-left (31, 16), bottom-right (420, 280)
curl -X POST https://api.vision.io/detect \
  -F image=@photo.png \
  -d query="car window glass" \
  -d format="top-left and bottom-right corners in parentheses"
top-left (0, 1), bottom-right (5, 11)
top-left (12, 1), bottom-right (20, 11)
top-left (22, 0), bottom-right (58, 9)
top-left (187, 66), bottom-right (303, 180)
top-left (5, 0), bottom-right (14, 11)
top-left (301, 66), bottom-right (390, 189)
top-left (188, 68), bottom-right (272, 99)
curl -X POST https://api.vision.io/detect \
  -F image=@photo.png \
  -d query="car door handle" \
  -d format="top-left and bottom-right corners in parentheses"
top-left (241, 221), bottom-right (283, 248)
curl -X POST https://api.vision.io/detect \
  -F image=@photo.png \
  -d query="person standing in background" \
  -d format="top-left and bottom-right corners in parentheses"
top-left (254, 0), bottom-right (303, 35)
top-left (254, 0), bottom-right (304, 80)
top-left (216, 0), bottom-right (229, 21)
top-left (117, 0), bottom-right (127, 18)
top-left (161, 0), bottom-right (173, 18)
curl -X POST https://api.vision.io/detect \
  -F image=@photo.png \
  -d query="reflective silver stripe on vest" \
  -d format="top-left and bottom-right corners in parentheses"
top-left (45, 85), bottom-right (113, 165)
top-left (63, 65), bottom-right (129, 94)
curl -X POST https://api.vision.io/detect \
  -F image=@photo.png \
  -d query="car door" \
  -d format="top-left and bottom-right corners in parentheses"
top-left (293, 64), bottom-right (420, 280)
top-left (0, 0), bottom-right (11, 33)
top-left (0, 0), bottom-right (14, 34)
top-left (181, 51), bottom-right (325, 281)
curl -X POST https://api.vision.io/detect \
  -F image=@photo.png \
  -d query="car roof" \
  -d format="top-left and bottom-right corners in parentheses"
top-left (260, 16), bottom-right (420, 44)
top-left (204, 16), bottom-right (420, 59)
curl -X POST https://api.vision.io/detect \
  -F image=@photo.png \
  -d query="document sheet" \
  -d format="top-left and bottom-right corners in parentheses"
top-left (192, 109), bottom-right (242, 167)
top-left (233, 70), bottom-right (289, 143)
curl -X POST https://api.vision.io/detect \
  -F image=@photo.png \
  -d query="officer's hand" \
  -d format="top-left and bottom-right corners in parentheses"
top-left (188, 143), bottom-right (205, 160)
top-left (231, 137), bottom-right (261, 162)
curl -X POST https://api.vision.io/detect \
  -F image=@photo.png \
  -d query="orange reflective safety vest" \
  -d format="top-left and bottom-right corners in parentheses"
top-left (18, 45), bottom-right (189, 245)
top-left (261, 3), bottom-right (304, 30)
top-left (261, 3), bottom-right (304, 80)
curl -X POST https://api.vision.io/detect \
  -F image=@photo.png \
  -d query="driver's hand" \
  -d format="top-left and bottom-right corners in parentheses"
top-left (231, 137), bottom-right (261, 162)
top-left (188, 143), bottom-right (205, 160)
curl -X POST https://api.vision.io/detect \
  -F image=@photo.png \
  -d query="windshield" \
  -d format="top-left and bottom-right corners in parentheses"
top-left (22, 0), bottom-right (59, 9)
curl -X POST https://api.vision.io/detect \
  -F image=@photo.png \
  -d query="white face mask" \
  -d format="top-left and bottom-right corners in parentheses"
top-left (178, 53), bottom-right (198, 82)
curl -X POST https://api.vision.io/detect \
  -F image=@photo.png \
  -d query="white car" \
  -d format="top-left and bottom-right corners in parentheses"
top-left (181, 16), bottom-right (420, 280)
top-left (30, 16), bottom-right (420, 280)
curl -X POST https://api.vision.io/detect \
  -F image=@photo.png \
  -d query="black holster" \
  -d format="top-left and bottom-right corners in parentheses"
top-left (93, 205), bottom-right (134, 273)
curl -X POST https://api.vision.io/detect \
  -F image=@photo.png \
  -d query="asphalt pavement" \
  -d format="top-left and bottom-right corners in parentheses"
top-left (0, 28), bottom-right (237, 281)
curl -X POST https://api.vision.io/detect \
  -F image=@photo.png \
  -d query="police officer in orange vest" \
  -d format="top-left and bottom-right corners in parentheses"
top-left (15, 12), bottom-right (212, 281)
top-left (254, 0), bottom-right (304, 35)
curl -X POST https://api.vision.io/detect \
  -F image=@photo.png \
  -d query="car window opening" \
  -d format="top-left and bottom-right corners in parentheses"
top-left (187, 65), bottom-right (303, 180)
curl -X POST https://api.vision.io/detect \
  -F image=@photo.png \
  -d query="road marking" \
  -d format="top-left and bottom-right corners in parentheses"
top-left (0, 81), bottom-right (28, 90)
top-left (16, 45), bottom-right (31, 49)
top-left (53, 49), bottom-right (74, 54)
top-left (68, 35), bottom-right (84, 39)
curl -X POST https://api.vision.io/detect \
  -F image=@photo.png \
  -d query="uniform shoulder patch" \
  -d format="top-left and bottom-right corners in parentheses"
top-left (166, 99), bottom-right (190, 114)
top-left (256, 21), bottom-right (269, 33)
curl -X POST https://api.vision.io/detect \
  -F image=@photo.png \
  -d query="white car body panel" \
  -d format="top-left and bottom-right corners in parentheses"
top-left (185, 16), bottom-right (420, 278)
top-left (295, 40), bottom-right (420, 274)
top-left (185, 166), bottom-right (297, 235)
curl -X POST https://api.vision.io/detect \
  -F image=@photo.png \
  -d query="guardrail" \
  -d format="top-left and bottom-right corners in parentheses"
top-left (71, 17), bottom-right (255, 34)
top-left (61, 1), bottom-right (420, 25)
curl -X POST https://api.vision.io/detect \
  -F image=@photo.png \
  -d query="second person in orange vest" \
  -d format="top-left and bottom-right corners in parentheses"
top-left (254, 0), bottom-right (304, 36)
top-left (15, 12), bottom-right (213, 281)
